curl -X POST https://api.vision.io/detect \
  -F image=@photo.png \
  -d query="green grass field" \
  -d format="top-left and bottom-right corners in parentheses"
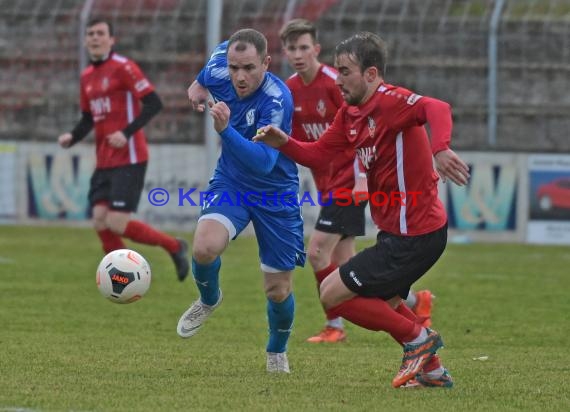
top-left (1, 226), bottom-right (569, 411)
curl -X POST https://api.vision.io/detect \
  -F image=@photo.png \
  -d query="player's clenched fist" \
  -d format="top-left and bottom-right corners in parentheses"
top-left (58, 132), bottom-right (73, 148)
top-left (208, 101), bottom-right (230, 133)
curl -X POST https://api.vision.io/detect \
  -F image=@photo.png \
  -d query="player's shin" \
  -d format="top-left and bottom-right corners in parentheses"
top-left (96, 228), bottom-right (126, 253)
top-left (266, 293), bottom-right (294, 353)
top-left (329, 296), bottom-right (421, 344)
top-left (192, 256), bottom-right (221, 305)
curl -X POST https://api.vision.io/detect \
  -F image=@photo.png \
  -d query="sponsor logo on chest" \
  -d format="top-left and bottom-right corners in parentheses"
top-left (90, 97), bottom-right (111, 117)
top-left (302, 122), bottom-right (330, 141)
top-left (356, 145), bottom-right (377, 170)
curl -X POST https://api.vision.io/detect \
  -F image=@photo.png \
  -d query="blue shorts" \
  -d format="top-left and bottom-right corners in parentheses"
top-left (199, 181), bottom-right (306, 272)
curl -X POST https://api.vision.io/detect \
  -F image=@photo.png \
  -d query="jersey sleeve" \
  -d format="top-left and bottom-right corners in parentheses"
top-left (79, 77), bottom-right (89, 113)
top-left (379, 87), bottom-right (426, 130)
top-left (381, 87), bottom-right (452, 155)
top-left (257, 91), bottom-right (293, 134)
top-left (281, 107), bottom-right (349, 171)
top-left (196, 41), bottom-right (230, 101)
top-left (118, 60), bottom-right (155, 99)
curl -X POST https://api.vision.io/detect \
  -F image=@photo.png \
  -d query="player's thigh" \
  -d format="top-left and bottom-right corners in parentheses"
top-left (338, 224), bottom-right (447, 300)
top-left (109, 163), bottom-right (147, 212)
top-left (88, 169), bottom-right (112, 209)
top-left (251, 206), bottom-right (305, 272)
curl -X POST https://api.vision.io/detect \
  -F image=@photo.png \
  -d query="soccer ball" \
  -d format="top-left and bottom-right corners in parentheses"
top-left (96, 249), bottom-right (151, 304)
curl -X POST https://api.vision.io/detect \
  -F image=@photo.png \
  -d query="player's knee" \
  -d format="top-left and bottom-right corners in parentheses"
top-left (104, 216), bottom-right (121, 234)
top-left (308, 244), bottom-right (329, 269)
top-left (319, 282), bottom-right (341, 310)
top-left (308, 253), bottom-right (327, 270)
top-left (92, 208), bottom-right (107, 231)
top-left (106, 222), bottom-right (123, 235)
top-left (264, 283), bottom-right (291, 303)
top-left (92, 216), bottom-right (106, 231)
top-left (192, 242), bottom-right (220, 264)
top-left (319, 289), bottom-right (335, 310)
top-left (104, 213), bottom-right (128, 235)
top-left (386, 296), bottom-right (402, 309)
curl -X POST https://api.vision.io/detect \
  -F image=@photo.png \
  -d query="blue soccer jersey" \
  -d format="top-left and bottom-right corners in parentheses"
top-left (197, 41), bottom-right (298, 194)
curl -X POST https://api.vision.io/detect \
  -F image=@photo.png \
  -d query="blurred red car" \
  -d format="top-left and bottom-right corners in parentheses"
top-left (537, 178), bottom-right (570, 210)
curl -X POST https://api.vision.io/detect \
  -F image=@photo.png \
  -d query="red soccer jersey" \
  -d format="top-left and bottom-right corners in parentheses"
top-left (286, 65), bottom-right (361, 200)
top-left (281, 83), bottom-right (452, 236)
top-left (80, 53), bottom-right (154, 169)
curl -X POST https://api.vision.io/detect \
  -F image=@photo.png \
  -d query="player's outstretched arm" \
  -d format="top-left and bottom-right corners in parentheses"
top-left (252, 125), bottom-right (289, 148)
top-left (434, 149), bottom-right (470, 186)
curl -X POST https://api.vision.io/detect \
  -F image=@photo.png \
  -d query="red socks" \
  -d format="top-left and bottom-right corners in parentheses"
top-left (315, 263), bottom-right (337, 284)
top-left (330, 296), bottom-right (421, 344)
top-left (395, 302), bottom-right (419, 323)
top-left (96, 229), bottom-right (126, 253)
top-left (123, 220), bottom-right (179, 253)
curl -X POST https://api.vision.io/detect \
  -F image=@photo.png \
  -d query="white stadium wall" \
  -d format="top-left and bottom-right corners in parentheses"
top-left (4, 141), bottom-right (570, 245)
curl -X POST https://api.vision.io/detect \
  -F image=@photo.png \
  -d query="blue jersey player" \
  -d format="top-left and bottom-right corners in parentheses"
top-left (177, 29), bottom-right (305, 373)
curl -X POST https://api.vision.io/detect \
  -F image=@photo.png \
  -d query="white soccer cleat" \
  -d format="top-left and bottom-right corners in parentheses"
top-left (266, 352), bottom-right (290, 373)
top-left (176, 290), bottom-right (223, 338)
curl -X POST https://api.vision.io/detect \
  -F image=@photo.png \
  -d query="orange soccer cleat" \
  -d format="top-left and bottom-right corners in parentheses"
top-left (392, 328), bottom-right (443, 388)
top-left (412, 290), bottom-right (434, 327)
top-left (306, 326), bottom-right (347, 343)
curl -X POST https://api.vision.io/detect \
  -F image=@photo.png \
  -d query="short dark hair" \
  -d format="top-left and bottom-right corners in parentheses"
top-left (228, 29), bottom-right (267, 60)
top-left (279, 18), bottom-right (317, 45)
top-left (335, 32), bottom-right (387, 77)
top-left (87, 18), bottom-right (114, 36)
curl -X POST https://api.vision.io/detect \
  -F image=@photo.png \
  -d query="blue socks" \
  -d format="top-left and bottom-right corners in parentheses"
top-left (193, 257), bottom-right (293, 353)
top-left (192, 256), bottom-right (221, 306)
top-left (266, 293), bottom-right (295, 353)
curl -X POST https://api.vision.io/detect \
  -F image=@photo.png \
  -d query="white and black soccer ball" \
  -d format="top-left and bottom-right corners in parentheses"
top-left (96, 249), bottom-right (151, 304)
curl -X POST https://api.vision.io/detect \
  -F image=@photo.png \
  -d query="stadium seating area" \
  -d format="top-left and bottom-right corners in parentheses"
top-left (1, 0), bottom-right (569, 150)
